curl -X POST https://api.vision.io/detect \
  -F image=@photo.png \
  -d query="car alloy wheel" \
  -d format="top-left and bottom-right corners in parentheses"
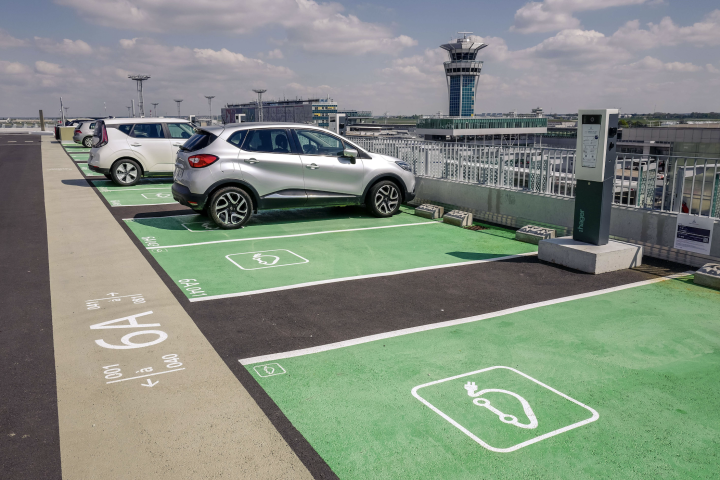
top-left (374, 184), bottom-right (399, 215)
top-left (112, 160), bottom-right (140, 186)
top-left (210, 186), bottom-right (253, 229)
top-left (83, 136), bottom-right (93, 148)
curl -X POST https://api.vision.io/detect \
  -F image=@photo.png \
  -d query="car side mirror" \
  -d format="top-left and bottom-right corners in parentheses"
top-left (343, 148), bottom-right (357, 159)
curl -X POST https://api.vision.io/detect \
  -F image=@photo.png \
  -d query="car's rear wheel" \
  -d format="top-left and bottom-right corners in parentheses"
top-left (103, 173), bottom-right (113, 180)
top-left (367, 180), bottom-right (401, 217)
top-left (209, 186), bottom-right (252, 229)
top-left (82, 136), bottom-right (93, 148)
top-left (111, 159), bottom-right (141, 186)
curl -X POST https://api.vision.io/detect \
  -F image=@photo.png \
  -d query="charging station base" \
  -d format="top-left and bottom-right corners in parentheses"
top-left (538, 237), bottom-right (643, 274)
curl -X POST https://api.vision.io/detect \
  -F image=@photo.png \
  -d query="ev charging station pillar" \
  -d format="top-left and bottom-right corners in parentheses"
top-left (573, 109), bottom-right (618, 245)
top-left (538, 109), bottom-right (643, 274)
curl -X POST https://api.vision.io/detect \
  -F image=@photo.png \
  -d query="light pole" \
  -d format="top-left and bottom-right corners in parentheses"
top-left (128, 74), bottom-right (150, 117)
top-left (127, 106), bottom-right (132, 117)
top-left (174, 99), bottom-right (183, 117)
top-left (252, 89), bottom-right (267, 122)
top-left (205, 95), bottom-right (215, 124)
top-left (151, 102), bottom-right (159, 117)
top-left (104, 102), bottom-right (107, 117)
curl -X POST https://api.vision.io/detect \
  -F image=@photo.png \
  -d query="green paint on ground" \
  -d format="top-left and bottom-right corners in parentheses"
top-left (76, 162), bottom-right (103, 177)
top-left (246, 277), bottom-right (720, 479)
top-left (123, 207), bottom-right (536, 299)
top-left (91, 179), bottom-right (175, 207)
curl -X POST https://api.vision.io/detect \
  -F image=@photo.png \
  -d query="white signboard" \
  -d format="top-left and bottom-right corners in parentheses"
top-left (674, 213), bottom-right (715, 255)
top-left (581, 124), bottom-right (600, 168)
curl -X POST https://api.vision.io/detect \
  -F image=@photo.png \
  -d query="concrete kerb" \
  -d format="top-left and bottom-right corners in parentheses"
top-left (40, 136), bottom-right (312, 479)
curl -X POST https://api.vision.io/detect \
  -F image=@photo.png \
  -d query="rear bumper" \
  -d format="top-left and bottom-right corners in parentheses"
top-left (88, 164), bottom-right (110, 174)
top-left (172, 183), bottom-right (207, 210)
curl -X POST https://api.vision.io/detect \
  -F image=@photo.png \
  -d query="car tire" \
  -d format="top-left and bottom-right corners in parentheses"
top-left (367, 180), bottom-right (401, 217)
top-left (111, 159), bottom-right (141, 186)
top-left (103, 173), bottom-right (113, 180)
top-left (209, 186), bottom-right (253, 229)
top-left (82, 136), bottom-right (93, 148)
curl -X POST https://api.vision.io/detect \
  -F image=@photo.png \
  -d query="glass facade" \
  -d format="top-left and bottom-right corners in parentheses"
top-left (461, 76), bottom-right (475, 117)
top-left (448, 77), bottom-right (461, 117)
top-left (417, 117), bottom-right (548, 130)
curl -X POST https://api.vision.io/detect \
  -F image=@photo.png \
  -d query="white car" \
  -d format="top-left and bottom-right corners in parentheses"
top-left (88, 118), bottom-right (195, 186)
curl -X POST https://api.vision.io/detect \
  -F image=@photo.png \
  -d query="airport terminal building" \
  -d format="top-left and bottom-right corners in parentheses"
top-left (222, 98), bottom-right (337, 128)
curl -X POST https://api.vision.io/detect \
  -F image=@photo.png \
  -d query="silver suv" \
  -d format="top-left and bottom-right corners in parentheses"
top-left (172, 123), bottom-right (416, 229)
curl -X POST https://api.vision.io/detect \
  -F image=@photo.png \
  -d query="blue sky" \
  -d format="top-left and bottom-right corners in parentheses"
top-left (1, 0), bottom-right (719, 117)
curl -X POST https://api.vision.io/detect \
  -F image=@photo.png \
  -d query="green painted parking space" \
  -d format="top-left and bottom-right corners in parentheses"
top-left (243, 276), bottom-right (719, 479)
top-left (76, 162), bottom-right (103, 177)
top-left (124, 208), bottom-right (537, 300)
top-left (69, 154), bottom-right (90, 162)
top-left (91, 179), bottom-right (175, 207)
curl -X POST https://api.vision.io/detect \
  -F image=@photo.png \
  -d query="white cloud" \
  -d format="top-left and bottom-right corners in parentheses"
top-left (0, 60), bottom-right (32, 74)
top-left (512, 0), bottom-right (652, 34)
top-left (56, 0), bottom-right (416, 55)
top-left (267, 49), bottom-right (284, 59)
top-left (623, 56), bottom-right (703, 72)
top-left (611, 10), bottom-right (720, 49)
top-left (707, 64), bottom-right (720, 74)
top-left (34, 37), bottom-right (93, 55)
top-left (0, 29), bottom-right (28, 48)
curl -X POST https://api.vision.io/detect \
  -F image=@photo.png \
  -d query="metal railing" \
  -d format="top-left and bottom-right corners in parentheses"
top-left (351, 137), bottom-right (720, 219)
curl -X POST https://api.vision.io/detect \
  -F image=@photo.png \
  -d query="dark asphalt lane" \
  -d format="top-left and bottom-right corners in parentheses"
top-left (0, 135), bottom-right (61, 479)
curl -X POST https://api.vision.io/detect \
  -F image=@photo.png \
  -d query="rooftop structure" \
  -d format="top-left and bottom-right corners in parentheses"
top-left (440, 33), bottom-right (487, 117)
top-left (221, 97), bottom-right (337, 129)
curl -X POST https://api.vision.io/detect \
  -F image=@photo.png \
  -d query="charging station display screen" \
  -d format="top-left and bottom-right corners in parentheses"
top-left (581, 115), bottom-right (602, 168)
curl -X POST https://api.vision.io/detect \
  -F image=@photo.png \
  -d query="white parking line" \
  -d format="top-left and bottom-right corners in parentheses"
top-left (196, 251), bottom-right (539, 303)
top-left (144, 221), bottom-right (440, 250)
top-left (238, 272), bottom-right (693, 364)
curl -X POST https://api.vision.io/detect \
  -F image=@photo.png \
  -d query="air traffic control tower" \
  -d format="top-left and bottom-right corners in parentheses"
top-left (441, 33), bottom-right (487, 117)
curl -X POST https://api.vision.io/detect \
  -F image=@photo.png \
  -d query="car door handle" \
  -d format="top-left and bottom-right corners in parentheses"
top-left (244, 158), bottom-right (259, 164)
top-left (131, 143), bottom-right (142, 147)
top-left (172, 143), bottom-right (183, 147)
top-left (306, 163), bottom-right (319, 169)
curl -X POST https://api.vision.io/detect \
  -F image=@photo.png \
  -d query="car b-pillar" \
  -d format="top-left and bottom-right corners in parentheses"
top-left (573, 109), bottom-right (619, 246)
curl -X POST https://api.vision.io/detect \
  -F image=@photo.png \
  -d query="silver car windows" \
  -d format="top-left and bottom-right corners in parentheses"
top-left (227, 130), bottom-right (248, 149)
top-left (167, 123), bottom-right (194, 139)
top-left (118, 124), bottom-right (133, 135)
top-left (296, 129), bottom-right (344, 156)
top-left (243, 129), bottom-right (291, 154)
top-left (89, 123), bottom-right (96, 129)
top-left (131, 123), bottom-right (164, 139)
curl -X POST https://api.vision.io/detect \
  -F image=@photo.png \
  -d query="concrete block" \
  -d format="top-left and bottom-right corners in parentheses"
top-left (58, 126), bottom-right (75, 142)
top-left (538, 236), bottom-right (643, 274)
top-left (516, 225), bottom-right (556, 245)
top-left (415, 204), bottom-right (444, 220)
top-left (694, 263), bottom-right (720, 290)
top-left (443, 210), bottom-right (473, 227)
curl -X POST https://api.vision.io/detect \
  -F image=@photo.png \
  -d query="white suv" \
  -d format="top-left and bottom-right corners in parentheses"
top-left (88, 118), bottom-right (195, 186)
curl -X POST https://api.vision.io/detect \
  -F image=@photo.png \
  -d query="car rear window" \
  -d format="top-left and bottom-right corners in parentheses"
top-left (183, 131), bottom-right (217, 152)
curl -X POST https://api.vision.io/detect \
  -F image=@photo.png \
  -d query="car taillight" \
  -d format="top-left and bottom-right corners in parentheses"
top-left (75, 129), bottom-right (82, 134)
top-left (188, 154), bottom-right (219, 168)
top-left (95, 124), bottom-right (108, 148)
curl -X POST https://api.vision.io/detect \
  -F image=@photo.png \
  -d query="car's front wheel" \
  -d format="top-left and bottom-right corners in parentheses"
top-left (367, 180), bottom-right (401, 217)
top-left (209, 186), bottom-right (252, 229)
top-left (83, 136), bottom-right (93, 148)
top-left (111, 159), bottom-right (141, 186)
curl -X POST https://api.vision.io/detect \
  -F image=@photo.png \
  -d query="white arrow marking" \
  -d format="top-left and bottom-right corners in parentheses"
top-left (141, 379), bottom-right (158, 387)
